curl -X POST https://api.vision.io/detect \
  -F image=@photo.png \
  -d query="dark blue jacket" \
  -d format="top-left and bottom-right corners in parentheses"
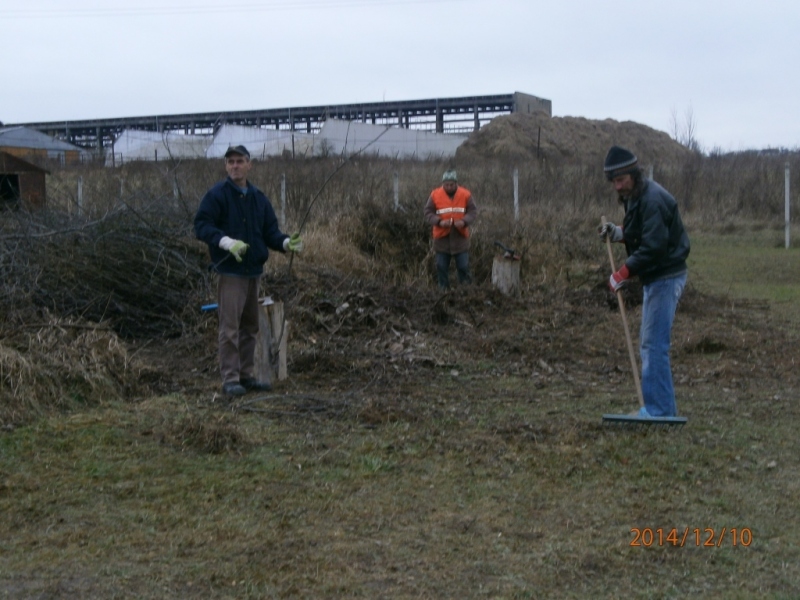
top-left (194, 177), bottom-right (288, 277)
top-left (622, 179), bottom-right (690, 285)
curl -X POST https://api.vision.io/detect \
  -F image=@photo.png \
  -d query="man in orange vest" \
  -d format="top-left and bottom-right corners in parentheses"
top-left (424, 170), bottom-right (478, 289)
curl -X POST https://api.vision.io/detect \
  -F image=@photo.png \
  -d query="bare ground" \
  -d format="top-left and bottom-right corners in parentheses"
top-left (2, 263), bottom-right (799, 598)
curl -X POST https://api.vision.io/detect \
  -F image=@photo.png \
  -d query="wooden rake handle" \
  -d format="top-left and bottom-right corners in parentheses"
top-left (602, 216), bottom-right (645, 409)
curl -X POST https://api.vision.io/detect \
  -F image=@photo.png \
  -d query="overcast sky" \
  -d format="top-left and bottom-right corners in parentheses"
top-left (1, 0), bottom-right (798, 152)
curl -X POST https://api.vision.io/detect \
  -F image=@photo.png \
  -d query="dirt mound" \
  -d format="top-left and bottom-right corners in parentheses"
top-left (456, 112), bottom-right (695, 165)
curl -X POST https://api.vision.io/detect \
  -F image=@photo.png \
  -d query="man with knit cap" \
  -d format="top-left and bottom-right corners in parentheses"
top-left (599, 146), bottom-right (690, 417)
top-left (424, 169), bottom-right (478, 289)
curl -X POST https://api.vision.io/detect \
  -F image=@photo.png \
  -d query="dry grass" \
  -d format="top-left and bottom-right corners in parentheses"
top-left (2, 151), bottom-right (800, 598)
top-left (2, 286), bottom-right (799, 598)
top-left (0, 314), bottom-right (145, 424)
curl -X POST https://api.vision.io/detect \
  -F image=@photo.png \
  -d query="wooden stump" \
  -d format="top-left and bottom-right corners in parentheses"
top-left (254, 299), bottom-right (288, 385)
top-left (492, 256), bottom-right (521, 295)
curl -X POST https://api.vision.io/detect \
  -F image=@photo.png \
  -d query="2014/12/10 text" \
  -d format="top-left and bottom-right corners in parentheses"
top-left (630, 527), bottom-right (753, 548)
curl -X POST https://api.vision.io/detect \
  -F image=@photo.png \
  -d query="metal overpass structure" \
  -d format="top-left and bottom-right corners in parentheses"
top-left (9, 91), bottom-right (551, 151)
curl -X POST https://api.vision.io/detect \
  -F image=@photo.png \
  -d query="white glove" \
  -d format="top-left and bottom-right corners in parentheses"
top-left (219, 236), bottom-right (249, 262)
top-left (283, 233), bottom-right (303, 254)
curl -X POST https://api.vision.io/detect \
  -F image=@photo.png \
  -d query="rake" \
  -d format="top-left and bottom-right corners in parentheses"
top-left (600, 216), bottom-right (687, 429)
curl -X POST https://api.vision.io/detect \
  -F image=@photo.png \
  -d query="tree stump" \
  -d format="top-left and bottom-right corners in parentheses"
top-left (254, 299), bottom-right (288, 385)
top-left (492, 256), bottom-right (521, 296)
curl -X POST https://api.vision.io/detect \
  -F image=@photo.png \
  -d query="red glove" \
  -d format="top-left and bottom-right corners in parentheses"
top-left (608, 264), bottom-right (630, 292)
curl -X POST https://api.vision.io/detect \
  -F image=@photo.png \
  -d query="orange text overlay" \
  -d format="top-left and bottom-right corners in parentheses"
top-left (630, 527), bottom-right (753, 548)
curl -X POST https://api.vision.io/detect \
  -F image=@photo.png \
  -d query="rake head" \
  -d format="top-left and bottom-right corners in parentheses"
top-left (602, 413), bottom-right (688, 431)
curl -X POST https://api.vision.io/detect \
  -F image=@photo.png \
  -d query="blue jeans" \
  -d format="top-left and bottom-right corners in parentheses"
top-left (436, 252), bottom-right (471, 289)
top-left (640, 273), bottom-right (687, 416)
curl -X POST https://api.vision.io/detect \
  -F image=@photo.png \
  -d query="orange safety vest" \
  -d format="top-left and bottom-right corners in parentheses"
top-left (431, 186), bottom-right (471, 239)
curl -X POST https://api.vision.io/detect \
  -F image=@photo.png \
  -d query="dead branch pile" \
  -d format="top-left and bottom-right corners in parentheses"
top-left (1, 206), bottom-right (210, 339)
top-left (0, 203), bottom-right (213, 425)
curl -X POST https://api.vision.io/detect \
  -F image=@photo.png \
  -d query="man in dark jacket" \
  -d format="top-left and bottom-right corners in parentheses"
top-left (599, 146), bottom-right (690, 417)
top-left (194, 145), bottom-right (303, 396)
top-left (423, 170), bottom-right (478, 289)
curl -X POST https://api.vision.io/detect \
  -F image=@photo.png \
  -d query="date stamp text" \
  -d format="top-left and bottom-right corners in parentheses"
top-left (630, 527), bottom-right (753, 548)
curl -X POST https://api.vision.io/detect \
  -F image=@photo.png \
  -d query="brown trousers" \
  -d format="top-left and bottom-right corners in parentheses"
top-left (217, 275), bottom-right (260, 385)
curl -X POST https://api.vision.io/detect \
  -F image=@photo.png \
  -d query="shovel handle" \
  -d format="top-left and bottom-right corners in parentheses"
top-left (602, 216), bottom-right (645, 409)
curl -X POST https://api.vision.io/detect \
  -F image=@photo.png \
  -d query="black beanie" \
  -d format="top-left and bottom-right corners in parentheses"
top-left (604, 146), bottom-right (638, 181)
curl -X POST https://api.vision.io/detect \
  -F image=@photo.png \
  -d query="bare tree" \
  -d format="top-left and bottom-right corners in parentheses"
top-left (669, 104), bottom-right (702, 153)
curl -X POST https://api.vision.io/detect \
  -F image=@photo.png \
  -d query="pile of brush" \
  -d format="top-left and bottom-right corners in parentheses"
top-left (0, 203), bottom-right (211, 425)
top-left (1, 205), bottom-right (209, 339)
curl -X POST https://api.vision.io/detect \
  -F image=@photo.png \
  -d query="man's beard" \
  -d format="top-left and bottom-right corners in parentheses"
top-left (617, 179), bottom-right (641, 202)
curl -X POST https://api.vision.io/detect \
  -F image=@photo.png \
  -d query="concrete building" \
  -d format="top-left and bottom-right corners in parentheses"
top-left (317, 119), bottom-right (467, 159)
top-left (105, 129), bottom-right (211, 166)
top-left (12, 92), bottom-right (552, 151)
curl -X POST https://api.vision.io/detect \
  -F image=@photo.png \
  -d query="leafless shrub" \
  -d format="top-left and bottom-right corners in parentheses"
top-left (670, 104), bottom-right (702, 153)
top-left (11, 150), bottom-right (799, 326)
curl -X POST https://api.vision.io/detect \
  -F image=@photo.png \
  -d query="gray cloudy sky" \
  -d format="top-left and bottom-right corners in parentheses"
top-left (2, 0), bottom-right (798, 151)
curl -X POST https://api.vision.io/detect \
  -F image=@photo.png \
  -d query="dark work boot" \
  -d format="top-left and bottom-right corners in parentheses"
top-left (240, 377), bottom-right (272, 392)
top-left (222, 381), bottom-right (247, 396)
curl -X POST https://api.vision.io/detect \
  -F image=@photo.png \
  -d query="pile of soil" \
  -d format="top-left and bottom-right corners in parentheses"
top-left (456, 112), bottom-right (694, 165)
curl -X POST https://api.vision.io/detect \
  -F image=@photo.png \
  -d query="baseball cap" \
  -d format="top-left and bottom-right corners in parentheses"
top-left (224, 145), bottom-right (250, 159)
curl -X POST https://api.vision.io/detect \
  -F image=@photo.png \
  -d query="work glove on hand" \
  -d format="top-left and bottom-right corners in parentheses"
top-left (283, 233), bottom-right (303, 253)
top-left (598, 222), bottom-right (623, 242)
top-left (219, 236), bottom-right (249, 263)
top-left (608, 264), bottom-right (630, 292)
top-left (439, 218), bottom-right (453, 228)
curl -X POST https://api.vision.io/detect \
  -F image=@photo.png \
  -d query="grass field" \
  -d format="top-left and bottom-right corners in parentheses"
top-left (687, 225), bottom-right (800, 325)
top-left (1, 229), bottom-right (799, 599)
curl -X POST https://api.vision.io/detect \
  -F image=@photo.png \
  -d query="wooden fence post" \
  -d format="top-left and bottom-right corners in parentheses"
top-left (492, 256), bottom-right (520, 296)
top-left (281, 173), bottom-right (287, 229)
top-left (393, 172), bottom-right (400, 211)
top-left (254, 299), bottom-right (288, 385)
top-left (77, 176), bottom-right (83, 216)
top-left (786, 162), bottom-right (791, 249)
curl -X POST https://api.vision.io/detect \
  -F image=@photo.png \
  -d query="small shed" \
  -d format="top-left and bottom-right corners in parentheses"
top-left (0, 151), bottom-right (49, 210)
top-left (0, 126), bottom-right (91, 166)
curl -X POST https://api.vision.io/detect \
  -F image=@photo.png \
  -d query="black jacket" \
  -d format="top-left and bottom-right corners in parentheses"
top-left (622, 179), bottom-right (690, 285)
top-left (194, 177), bottom-right (288, 277)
